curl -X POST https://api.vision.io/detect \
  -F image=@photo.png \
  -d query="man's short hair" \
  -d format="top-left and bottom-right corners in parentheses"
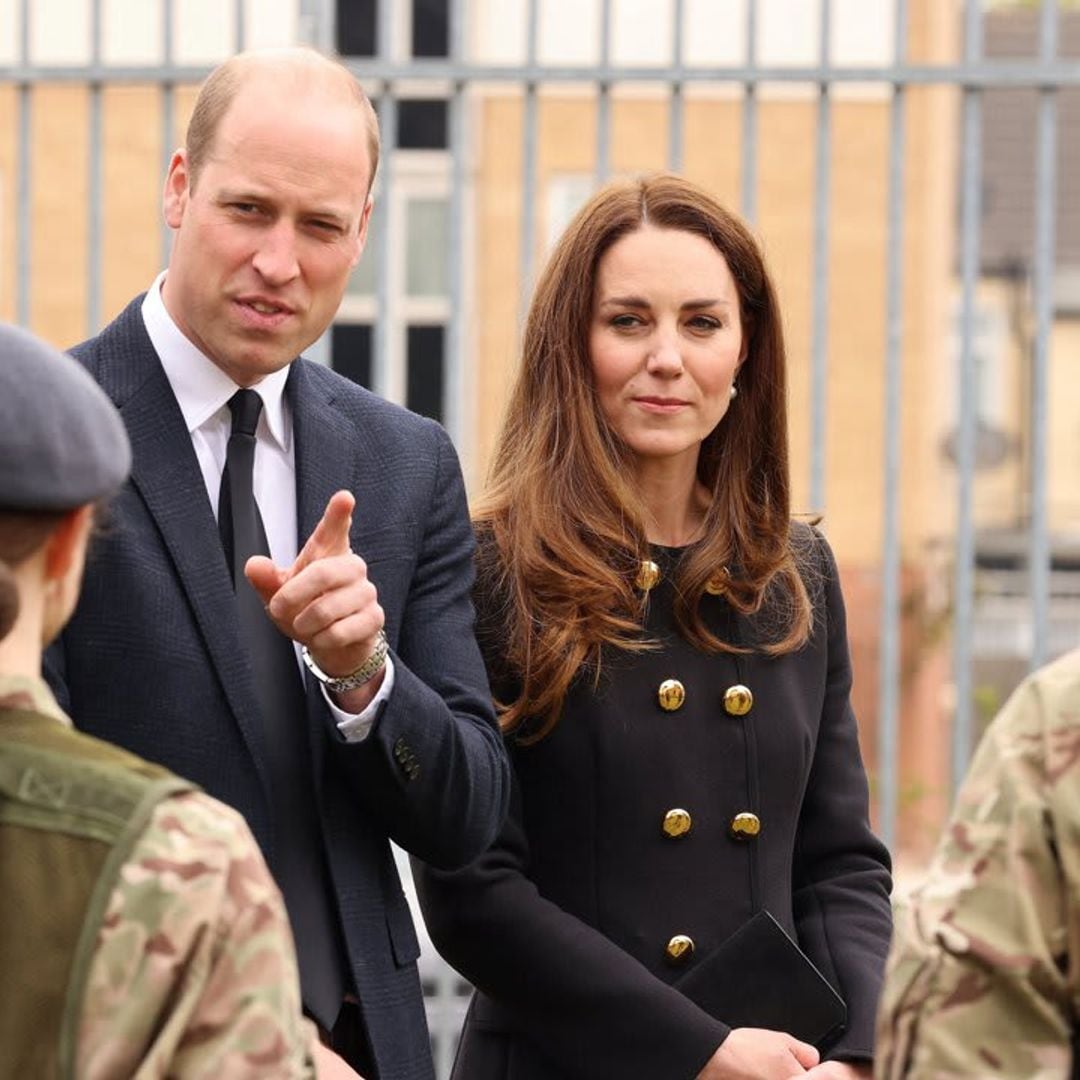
top-left (185, 48), bottom-right (380, 196)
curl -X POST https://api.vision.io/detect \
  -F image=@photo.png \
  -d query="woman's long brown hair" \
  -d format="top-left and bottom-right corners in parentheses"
top-left (477, 174), bottom-right (813, 740)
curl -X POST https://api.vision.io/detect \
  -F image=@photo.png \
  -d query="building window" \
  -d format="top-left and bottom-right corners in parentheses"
top-left (406, 325), bottom-right (445, 422)
top-left (332, 323), bottom-right (373, 390)
top-left (398, 100), bottom-right (449, 150)
top-left (406, 197), bottom-right (450, 297)
top-left (337, 0), bottom-right (377, 57)
top-left (412, 0), bottom-right (449, 58)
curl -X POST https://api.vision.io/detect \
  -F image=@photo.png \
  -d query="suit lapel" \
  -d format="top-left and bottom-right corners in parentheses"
top-left (106, 315), bottom-right (271, 792)
top-left (289, 361), bottom-right (364, 774)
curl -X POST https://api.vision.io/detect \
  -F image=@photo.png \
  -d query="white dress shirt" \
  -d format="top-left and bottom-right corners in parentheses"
top-left (142, 273), bottom-right (392, 741)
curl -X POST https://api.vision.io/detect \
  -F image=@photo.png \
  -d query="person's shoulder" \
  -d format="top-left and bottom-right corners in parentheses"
top-left (83, 789), bottom-right (315, 1076)
top-left (69, 295), bottom-right (147, 364)
top-left (982, 648), bottom-right (1080, 778)
top-left (1025, 647), bottom-right (1080, 703)
top-left (137, 788), bottom-right (261, 863)
top-left (99, 789), bottom-right (282, 971)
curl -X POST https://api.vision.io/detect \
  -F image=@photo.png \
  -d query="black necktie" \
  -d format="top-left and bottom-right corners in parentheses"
top-left (218, 388), bottom-right (347, 1028)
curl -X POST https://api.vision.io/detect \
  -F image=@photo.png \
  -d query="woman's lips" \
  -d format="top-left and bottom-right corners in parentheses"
top-left (634, 396), bottom-right (690, 413)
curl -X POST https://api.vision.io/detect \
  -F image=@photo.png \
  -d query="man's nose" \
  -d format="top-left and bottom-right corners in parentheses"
top-left (252, 222), bottom-right (300, 286)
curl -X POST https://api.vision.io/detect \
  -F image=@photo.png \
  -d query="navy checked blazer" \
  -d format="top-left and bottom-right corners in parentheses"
top-left (44, 296), bottom-right (510, 1080)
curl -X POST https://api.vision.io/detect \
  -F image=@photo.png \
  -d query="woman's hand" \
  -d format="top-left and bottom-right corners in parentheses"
top-left (800, 1064), bottom-right (870, 1080)
top-left (696, 1028), bottom-right (819, 1079)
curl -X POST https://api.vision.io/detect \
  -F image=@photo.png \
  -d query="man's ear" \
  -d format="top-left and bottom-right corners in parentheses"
top-left (163, 149), bottom-right (191, 229)
top-left (351, 194), bottom-right (375, 269)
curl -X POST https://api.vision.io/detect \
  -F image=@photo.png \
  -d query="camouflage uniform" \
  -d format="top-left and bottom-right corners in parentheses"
top-left (0, 674), bottom-right (318, 1079)
top-left (876, 648), bottom-right (1080, 1079)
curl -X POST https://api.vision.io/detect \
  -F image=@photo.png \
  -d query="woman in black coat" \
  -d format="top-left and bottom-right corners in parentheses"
top-left (415, 174), bottom-right (892, 1080)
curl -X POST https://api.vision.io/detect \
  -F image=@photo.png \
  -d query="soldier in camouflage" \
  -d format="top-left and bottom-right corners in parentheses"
top-left (0, 322), bottom-right (358, 1078)
top-left (875, 647), bottom-right (1080, 1079)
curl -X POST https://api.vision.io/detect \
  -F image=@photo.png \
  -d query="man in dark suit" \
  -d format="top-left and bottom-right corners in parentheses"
top-left (44, 47), bottom-right (509, 1080)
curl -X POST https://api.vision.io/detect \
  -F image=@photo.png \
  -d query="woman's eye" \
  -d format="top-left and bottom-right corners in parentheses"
top-left (611, 314), bottom-right (641, 329)
top-left (688, 316), bottom-right (721, 331)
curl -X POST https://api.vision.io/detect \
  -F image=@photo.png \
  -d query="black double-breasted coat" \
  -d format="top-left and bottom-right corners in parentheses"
top-left (415, 526), bottom-right (892, 1080)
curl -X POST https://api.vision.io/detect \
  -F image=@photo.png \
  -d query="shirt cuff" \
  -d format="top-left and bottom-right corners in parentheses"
top-left (323, 654), bottom-right (395, 742)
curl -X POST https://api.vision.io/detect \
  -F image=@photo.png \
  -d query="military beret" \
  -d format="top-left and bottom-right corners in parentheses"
top-left (0, 322), bottom-right (131, 511)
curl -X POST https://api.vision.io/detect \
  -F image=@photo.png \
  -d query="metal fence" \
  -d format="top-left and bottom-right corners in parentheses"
top-left (3, 0), bottom-right (1077, 1075)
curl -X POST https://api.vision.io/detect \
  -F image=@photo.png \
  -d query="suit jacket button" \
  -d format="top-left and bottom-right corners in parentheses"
top-left (658, 679), bottom-right (686, 712)
top-left (662, 808), bottom-right (692, 839)
top-left (729, 811), bottom-right (761, 840)
top-left (723, 684), bottom-right (753, 716)
top-left (665, 934), bottom-right (695, 964)
top-left (635, 559), bottom-right (661, 591)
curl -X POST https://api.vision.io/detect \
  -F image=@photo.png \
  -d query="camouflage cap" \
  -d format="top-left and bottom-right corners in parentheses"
top-left (0, 322), bottom-right (130, 510)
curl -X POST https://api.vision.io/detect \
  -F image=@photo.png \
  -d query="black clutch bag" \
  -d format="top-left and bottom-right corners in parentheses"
top-left (674, 909), bottom-right (847, 1050)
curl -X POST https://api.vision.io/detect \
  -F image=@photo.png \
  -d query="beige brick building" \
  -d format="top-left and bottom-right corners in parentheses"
top-left (3, 0), bottom-right (1078, 858)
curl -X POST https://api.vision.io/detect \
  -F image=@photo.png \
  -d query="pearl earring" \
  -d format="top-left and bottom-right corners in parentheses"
top-left (729, 383), bottom-right (738, 400)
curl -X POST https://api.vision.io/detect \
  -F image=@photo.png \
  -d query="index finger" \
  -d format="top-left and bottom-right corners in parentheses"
top-left (291, 489), bottom-right (355, 577)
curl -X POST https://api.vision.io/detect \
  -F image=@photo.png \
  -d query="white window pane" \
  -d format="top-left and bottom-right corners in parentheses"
top-left (612, 0), bottom-right (673, 66)
top-left (104, 0), bottom-right (163, 65)
top-left (0, 0), bottom-right (20, 64)
top-left (539, 0), bottom-right (598, 64)
top-left (348, 221), bottom-right (380, 297)
top-left (406, 198), bottom-right (449, 298)
top-left (32, 0), bottom-right (91, 65)
top-left (173, 0), bottom-right (233, 63)
top-left (759, 0), bottom-right (819, 67)
top-left (471, 0), bottom-right (526, 64)
top-left (684, 0), bottom-right (747, 68)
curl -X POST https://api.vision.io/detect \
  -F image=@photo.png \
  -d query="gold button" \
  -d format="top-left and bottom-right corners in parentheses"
top-left (729, 812), bottom-right (761, 840)
top-left (723, 684), bottom-right (753, 716)
top-left (658, 679), bottom-right (685, 712)
top-left (705, 567), bottom-right (730, 595)
top-left (636, 559), bottom-right (661, 591)
top-left (662, 808), bottom-right (692, 839)
top-left (665, 934), bottom-right (695, 963)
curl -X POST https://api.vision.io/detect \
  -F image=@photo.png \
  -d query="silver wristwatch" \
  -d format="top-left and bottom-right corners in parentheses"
top-left (302, 629), bottom-right (389, 692)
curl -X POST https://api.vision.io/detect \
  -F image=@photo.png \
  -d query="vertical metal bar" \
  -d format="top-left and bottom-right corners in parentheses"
top-left (299, 0), bottom-right (335, 50)
top-left (809, 0), bottom-right (833, 513)
top-left (878, 0), bottom-right (908, 851)
top-left (235, 0), bottom-right (246, 52)
top-left (518, 0), bottom-right (539, 317)
top-left (668, 0), bottom-right (685, 172)
top-left (16, 0), bottom-right (31, 327)
top-left (373, 0), bottom-right (396, 398)
top-left (87, 0), bottom-right (103, 335)
top-left (161, 0), bottom-right (175, 269)
top-left (595, 0), bottom-right (612, 185)
top-left (740, 0), bottom-right (757, 224)
top-left (1028, 0), bottom-right (1058, 668)
top-left (953, 0), bottom-right (983, 791)
top-left (445, 0), bottom-right (467, 448)
top-left (298, 0), bottom-right (335, 367)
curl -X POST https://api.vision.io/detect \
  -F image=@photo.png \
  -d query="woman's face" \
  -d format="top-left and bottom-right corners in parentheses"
top-left (588, 225), bottom-right (743, 475)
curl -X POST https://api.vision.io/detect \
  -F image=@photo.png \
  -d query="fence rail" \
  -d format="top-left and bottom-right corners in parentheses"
top-left (3, 2), bottom-right (1075, 1075)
